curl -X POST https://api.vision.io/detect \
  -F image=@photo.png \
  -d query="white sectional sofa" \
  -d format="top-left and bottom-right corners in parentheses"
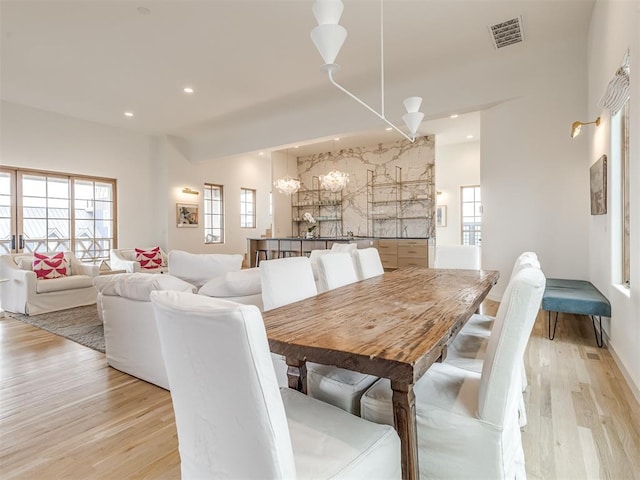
top-left (94, 272), bottom-right (197, 389)
top-left (94, 252), bottom-right (261, 389)
top-left (0, 252), bottom-right (99, 315)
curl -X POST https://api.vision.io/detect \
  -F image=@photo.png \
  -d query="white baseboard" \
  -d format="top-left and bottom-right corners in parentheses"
top-left (604, 330), bottom-right (640, 405)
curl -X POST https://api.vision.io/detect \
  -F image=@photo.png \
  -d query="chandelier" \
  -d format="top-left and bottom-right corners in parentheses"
top-left (273, 149), bottom-right (301, 195)
top-left (273, 175), bottom-right (301, 195)
top-left (320, 170), bottom-right (349, 192)
top-left (310, 0), bottom-right (424, 142)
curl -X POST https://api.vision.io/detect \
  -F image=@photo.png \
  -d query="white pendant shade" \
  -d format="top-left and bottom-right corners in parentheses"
top-left (309, 0), bottom-right (425, 143)
top-left (403, 96), bottom-right (423, 113)
top-left (311, 24), bottom-right (347, 66)
top-left (313, 0), bottom-right (344, 25)
top-left (402, 111), bottom-right (424, 135)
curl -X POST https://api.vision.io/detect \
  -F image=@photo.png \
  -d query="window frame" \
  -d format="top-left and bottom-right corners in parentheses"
top-left (460, 185), bottom-right (482, 246)
top-left (621, 100), bottom-right (630, 288)
top-left (0, 166), bottom-right (117, 264)
top-left (240, 188), bottom-right (256, 229)
top-left (203, 183), bottom-right (224, 244)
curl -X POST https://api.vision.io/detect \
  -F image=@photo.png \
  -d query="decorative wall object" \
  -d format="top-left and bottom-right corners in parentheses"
top-left (297, 136), bottom-right (435, 237)
top-left (177, 203), bottom-right (199, 227)
top-left (590, 155), bottom-right (607, 215)
top-left (436, 205), bottom-right (447, 227)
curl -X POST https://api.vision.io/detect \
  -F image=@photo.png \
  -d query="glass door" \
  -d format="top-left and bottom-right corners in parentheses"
top-left (0, 169), bottom-right (17, 254)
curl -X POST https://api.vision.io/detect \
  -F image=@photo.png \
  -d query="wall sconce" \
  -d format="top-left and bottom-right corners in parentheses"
top-left (570, 117), bottom-right (600, 138)
top-left (182, 187), bottom-right (199, 195)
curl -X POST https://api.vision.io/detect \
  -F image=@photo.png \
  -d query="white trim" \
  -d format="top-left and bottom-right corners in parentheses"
top-left (605, 329), bottom-right (640, 405)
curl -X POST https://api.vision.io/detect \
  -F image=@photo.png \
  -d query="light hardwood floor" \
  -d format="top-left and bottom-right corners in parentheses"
top-left (1, 302), bottom-right (639, 479)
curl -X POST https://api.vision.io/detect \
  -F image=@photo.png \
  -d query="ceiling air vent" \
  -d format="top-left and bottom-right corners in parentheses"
top-left (489, 17), bottom-right (524, 49)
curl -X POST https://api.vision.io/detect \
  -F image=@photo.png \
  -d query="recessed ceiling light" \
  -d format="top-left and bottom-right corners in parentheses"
top-left (450, 114), bottom-right (459, 119)
top-left (466, 134), bottom-right (474, 139)
top-left (124, 111), bottom-right (134, 117)
top-left (385, 127), bottom-right (393, 131)
top-left (183, 87), bottom-right (194, 94)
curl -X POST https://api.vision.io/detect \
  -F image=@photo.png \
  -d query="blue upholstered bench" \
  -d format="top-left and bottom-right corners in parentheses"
top-left (542, 279), bottom-right (611, 347)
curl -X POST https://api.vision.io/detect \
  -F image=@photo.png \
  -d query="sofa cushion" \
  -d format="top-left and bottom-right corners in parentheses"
top-left (17, 256), bottom-right (33, 271)
top-left (199, 268), bottom-right (261, 297)
top-left (112, 273), bottom-right (196, 301)
top-left (168, 250), bottom-right (243, 288)
top-left (36, 274), bottom-right (94, 293)
top-left (135, 246), bottom-right (164, 270)
top-left (33, 252), bottom-right (68, 280)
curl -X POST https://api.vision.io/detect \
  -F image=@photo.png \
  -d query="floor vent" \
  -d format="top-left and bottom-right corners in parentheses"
top-left (489, 17), bottom-right (524, 49)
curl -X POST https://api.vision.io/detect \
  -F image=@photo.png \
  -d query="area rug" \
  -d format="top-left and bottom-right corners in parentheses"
top-left (7, 305), bottom-right (105, 353)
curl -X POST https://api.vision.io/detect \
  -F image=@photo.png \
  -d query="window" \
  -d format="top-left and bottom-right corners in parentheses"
top-left (461, 185), bottom-right (481, 246)
top-left (240, 188), bottom-right (256, 228)
top-left (0, 167), bottom-right (116, 263)
top-left (204, 184), bottom-right (224, 244)
top-left (621, 99), bottom-right (630, 287)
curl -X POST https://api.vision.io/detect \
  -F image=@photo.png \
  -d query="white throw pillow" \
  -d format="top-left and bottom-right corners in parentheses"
top-left (198, 268), bottom-right (262, 298)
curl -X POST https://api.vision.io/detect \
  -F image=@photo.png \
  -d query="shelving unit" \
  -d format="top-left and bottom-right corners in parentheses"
top-left (292, 176), bottom-right (343, 237)
top-left (367, 166), bottom-right (435, 238)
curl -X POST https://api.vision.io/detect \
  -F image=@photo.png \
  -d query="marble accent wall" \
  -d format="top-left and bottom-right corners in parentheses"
top-left (296, 136), bottom-right (435, 238)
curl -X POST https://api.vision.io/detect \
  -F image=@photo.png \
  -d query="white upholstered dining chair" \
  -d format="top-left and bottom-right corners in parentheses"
top-left (260, 256), bottom-right (318, 387)
top-left (260, 256), bottom-right (378, 415)
top-left (353, 247), bottom-right (384, 280)
top-left (316, 252), bottom-right (358, 292)
top-left (306, 251), bottom-right (379, 415)
top-left (360, 266), bottom-right (546, 479)
top-left (150, 291), bottom-right (401, 479)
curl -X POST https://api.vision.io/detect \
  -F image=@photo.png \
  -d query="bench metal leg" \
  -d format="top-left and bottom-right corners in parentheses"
top-left (548, 311), bottom-right (559, 340)
top-left (590, 315), bottom-right (604, 348)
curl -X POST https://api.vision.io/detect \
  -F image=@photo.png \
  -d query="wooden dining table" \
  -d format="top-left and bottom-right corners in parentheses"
top-left (262, 266), bottom-right (499, 480)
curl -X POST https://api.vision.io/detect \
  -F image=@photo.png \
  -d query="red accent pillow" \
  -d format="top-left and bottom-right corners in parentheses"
top-left (135, 246), bottom-right (163, 270)
top-left (33, 252), bottom-right (68, 280)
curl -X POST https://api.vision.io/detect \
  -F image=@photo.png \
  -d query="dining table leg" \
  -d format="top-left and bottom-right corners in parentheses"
top-left (391, 380), bottom-right (419, 480)
top-left (285, 357), bottom-right (307, 394)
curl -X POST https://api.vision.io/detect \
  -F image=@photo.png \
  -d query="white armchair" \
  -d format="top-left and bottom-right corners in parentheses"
top-left (0, 252), bottom-right (99, 315)
top-left (150, 291), bottom-right (401, 479)
top-left (109, 247), bottom-right (169, 274)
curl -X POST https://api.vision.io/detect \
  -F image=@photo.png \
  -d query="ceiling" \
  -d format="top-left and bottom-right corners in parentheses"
top-left (0, 0), bottom-right (595, 158)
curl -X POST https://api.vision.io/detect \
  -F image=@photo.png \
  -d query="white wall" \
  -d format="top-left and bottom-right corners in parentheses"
top-left (587, 0), bottom-right (640, 399)
top-left (435, 141), bottom-right (481, 246)
top-left (0, 102), bottom-right (272, 262)
top-left (481, 44), bottom-right (589, 300)
top-left (271, 150), bottom-right (293, 238)
top-left (164, 138), bottom-right (272, 262)
top-left (0, 101), bottom-right (161, 249)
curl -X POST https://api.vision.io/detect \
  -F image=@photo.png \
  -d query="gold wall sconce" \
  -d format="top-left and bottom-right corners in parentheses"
top-left (571, 117), bottom-right (600, 138)
top-left (182, 187), bottom-right (199, 195)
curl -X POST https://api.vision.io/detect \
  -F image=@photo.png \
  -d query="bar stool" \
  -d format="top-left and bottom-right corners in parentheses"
top-left (255, 249), bottom-right (269, 266)
top-left (279, 250), bottom-right (299, 258)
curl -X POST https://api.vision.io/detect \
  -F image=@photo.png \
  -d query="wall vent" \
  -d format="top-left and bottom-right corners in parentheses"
top-left (489, 17), bottom-right (524, 49)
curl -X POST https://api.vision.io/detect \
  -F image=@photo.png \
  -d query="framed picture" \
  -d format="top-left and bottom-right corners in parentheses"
top-left (177, 203), bottom-right (199, 227)
top-left (436, 205), bottom-right (447, 227)
top-left (590, 155), bottom-right (607, 215)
